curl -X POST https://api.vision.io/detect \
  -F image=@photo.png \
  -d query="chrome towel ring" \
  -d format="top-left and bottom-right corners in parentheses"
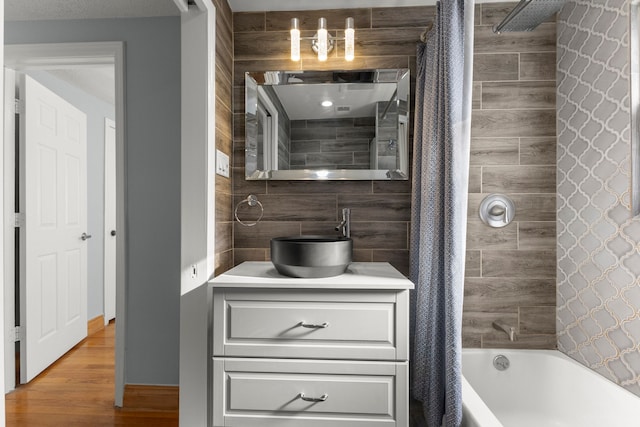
top-left (234, 194), bottom-right (264, 227)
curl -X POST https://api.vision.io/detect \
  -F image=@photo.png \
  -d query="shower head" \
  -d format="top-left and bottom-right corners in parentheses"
top-left (493, 0), bottom-right (565, 33)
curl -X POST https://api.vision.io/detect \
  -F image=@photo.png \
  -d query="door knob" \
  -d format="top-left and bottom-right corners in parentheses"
top-left (110, 230), bottom-right (116, 236)
top-left (81, 233), bottom-right (92, 241)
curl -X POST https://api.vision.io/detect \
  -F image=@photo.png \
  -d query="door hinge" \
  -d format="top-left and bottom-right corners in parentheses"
top-left (13, 98), bottom-right (24, 115)
top-left (10, 326), bottom-right (22, 343)
top-left (14, 212), bottom-right (25, 228)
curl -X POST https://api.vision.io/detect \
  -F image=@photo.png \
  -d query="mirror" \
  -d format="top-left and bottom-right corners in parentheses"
top-left (245, 68), bottom-right (410, 180)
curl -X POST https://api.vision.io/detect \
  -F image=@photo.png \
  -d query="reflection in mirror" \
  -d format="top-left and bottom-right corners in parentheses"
top-left (245, 69), bottom-right (410, 180)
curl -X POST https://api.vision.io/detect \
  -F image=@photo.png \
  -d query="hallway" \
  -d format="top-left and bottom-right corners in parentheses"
top-left (5, 323), bottom-right (178, 426)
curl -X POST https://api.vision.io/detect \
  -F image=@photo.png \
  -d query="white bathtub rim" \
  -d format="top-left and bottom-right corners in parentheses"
top-left (462, 348), bottom-right (640, 427)
top-left (461, 375), bottom-right (504, 427)
top-left (463, 348), bottom-right (640, 403)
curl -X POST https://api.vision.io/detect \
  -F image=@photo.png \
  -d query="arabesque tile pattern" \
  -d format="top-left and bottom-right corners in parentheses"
top-left (557, 0), bottom-right (640, 397)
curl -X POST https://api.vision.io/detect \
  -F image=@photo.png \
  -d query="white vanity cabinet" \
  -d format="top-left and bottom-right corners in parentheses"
top-left (208, 261), bottom-right (414, 427)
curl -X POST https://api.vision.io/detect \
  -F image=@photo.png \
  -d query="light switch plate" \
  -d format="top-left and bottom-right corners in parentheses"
top-left (216, 150), bottom-right (230, 178)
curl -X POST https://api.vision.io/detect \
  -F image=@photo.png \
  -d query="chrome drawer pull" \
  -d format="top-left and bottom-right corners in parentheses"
top-left (299, 393), bottom-right (328, 402)
top-left (299, 321), bottom-right (330, 329)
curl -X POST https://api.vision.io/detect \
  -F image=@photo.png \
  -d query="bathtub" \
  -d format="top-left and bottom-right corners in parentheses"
top-left (460, 349), bottom-right (640, 427)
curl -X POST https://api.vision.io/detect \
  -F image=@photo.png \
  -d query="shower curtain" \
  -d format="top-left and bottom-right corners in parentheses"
top-left (409, 1), bottom-right (473, 426)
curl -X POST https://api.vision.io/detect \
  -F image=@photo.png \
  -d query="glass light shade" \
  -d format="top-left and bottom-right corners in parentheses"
top-left (317, 17), bottom-right (328, 61)
top-left (290, 18), bottom-right (300, 61)
top-left (345, 17), bottom-right (355, 61)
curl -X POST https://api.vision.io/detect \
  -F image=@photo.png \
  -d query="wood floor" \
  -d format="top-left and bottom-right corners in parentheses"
top-left (5, 322), bottom-right (179, 426)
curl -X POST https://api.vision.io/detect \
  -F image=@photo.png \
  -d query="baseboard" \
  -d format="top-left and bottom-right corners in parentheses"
top-left (122, 384), bottom-right (180, 412)
top-left (87, 315), bottom-right (105, 336)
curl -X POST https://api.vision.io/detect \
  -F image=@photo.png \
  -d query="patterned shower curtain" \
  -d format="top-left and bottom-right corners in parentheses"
top-left (409, 1), bottom-right (473, 426)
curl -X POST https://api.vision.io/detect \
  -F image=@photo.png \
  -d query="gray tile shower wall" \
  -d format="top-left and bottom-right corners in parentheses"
top-left (463, 3), bottom-right (557, 349)
top-left (557, 0), bottom-right (640, 397)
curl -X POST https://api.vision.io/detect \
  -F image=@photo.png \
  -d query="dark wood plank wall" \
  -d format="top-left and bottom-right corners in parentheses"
top-left (214, 0), bottom-right (235, 275)
top-left (465, 3), bottom-right (557, 349)
top-left (228, 3), bottom-right (558, 348)
top-left (231, 7), bottom-right (432, 277)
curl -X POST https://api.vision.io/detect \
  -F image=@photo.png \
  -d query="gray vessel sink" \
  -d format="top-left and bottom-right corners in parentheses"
top-left (270, 235), bottom-right (353, 278)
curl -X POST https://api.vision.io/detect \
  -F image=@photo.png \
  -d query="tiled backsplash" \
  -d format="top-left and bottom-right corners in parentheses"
top-left (463, 3), bottom-right (557, 349)
top-left (557, 0), bottom-right (640, 397)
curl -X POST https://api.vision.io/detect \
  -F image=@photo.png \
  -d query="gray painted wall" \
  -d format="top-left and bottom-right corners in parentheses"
top-left (6, 17), bottom-right (182, 385)
top-left (26, 70), bottom-right (115, 321)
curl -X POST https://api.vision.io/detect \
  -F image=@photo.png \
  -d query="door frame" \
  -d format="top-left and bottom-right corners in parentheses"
top-left (2, 68), bottom-right (15, 394)
top-left (3, 42), bottom-right (127, 405)
top-left (103, 117), bottom-right (116, 324)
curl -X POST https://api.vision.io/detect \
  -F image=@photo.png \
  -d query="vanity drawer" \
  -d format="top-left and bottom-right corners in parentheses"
top-left (212, 357), bottom-right (408, 427)
top-left (212, 290), bottom-right (409, 361)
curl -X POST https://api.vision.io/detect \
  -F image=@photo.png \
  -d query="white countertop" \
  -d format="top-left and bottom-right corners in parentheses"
top-left (209, 261), bottom-right (415, 290)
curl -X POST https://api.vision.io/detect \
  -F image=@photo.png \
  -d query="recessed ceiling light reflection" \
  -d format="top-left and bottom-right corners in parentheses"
top-left (321, 100), bottom-right (333, 107)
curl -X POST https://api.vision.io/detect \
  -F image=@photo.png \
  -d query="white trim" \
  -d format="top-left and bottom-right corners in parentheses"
top-left (103, 118), bottom-right (116, 325)
top-left (3, 42), bottom-right (127, 407)
top-left (256, 86), bottom-right (279, 171)
top-left (173, 0), bottom-right (189, 13)
top-left (3, 69), bottom-right (16, 394)
top-left (0, 7), bottom-right (6, 424)
top-left (178, 1), bottom-right (216, 425)
top-left (179, 5), bottom-right (215, 294)
top-left (5, 43), bottom-right (120, 69)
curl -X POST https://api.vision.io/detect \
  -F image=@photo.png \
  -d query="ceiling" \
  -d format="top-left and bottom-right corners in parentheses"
top-left (229, 0), bottom-right (507, 11)
top-left (5, 0), bottom-right (428, 19)
top-left (4, 0), bottom-right (437, 19)
top-left (5, 0), bottom-right (508, 105)
top-left (6, 0), bottom-right (510, 19)
top-left (273, 82), bottom-right (397, 120)
top-left (5, 0), bottom-right (179, 21)
top-left (228, 0), bottom-right (437, 12)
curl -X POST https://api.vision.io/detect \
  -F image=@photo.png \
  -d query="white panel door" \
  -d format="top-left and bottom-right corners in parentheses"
top-left (19, 74), bottom-right (88, 383)
top-left (103, 118), bottom-right (116, 323)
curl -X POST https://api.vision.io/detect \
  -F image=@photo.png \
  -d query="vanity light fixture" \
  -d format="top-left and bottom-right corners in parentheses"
top-left (290, 18), bottom-right (301, 61)
top-left (316, 17), bottom-right (329, 61)
top-left (345, 17), bottom-right (355, 61)
top-left (290, 17), bottom-right (355, 62)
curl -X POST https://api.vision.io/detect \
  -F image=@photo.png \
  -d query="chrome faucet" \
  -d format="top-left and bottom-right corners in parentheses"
top-left (335, 208), bottom-right (351, 238)
top-left (492, 321), bottom-right (517, 341)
